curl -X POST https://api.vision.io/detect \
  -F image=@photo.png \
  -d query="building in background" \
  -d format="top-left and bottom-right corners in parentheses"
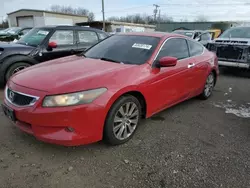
top-left (76, 21), bottom-right (156, 33)
top-left (156, 21), bottom-right (236, 33)
top-left (7, 9), bottom-right (88, 27)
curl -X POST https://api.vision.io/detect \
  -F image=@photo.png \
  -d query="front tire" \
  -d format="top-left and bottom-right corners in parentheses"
top-left (104, 95), bottom-right (142, 145)
top-left (5, 62), bottom-right (30, 81)
top-left (200, 72), bottom-right (215, 100)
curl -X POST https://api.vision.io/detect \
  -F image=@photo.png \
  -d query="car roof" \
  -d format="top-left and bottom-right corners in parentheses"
top-left (118, 32), bottom-right (186, 39)
top-left (34, 25), bottom-right (107, 33)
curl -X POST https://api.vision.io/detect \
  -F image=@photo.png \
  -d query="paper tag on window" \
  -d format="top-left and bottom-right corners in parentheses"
top-left (132, 43), bottom-right (152, 50)
top-left (37, 30), bottom-right (49, 35)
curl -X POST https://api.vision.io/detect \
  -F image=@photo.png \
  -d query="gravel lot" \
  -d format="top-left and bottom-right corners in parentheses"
top-left (0, 69), bottom-right (250, 188)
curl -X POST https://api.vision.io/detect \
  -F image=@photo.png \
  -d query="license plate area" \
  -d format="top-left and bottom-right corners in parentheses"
top-left (1, 104), bottom-right (16, 122)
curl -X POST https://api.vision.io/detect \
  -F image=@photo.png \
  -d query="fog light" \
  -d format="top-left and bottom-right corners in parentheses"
top-left (65, 127), bottom-right (75, 132)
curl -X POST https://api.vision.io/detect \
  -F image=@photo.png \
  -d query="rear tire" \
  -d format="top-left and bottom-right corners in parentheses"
top-left (104, 95), bottom-right (142, 145)
top-left (5, 62), bottom-right (31, 81)
top-left (200, 72), bottom-right (215, 100)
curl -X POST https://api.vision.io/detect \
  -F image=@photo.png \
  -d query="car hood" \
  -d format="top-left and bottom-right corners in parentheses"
top-left (11, 55), bottom-right (141, 93)
top-left (0, 42), bottom-right (35, 52)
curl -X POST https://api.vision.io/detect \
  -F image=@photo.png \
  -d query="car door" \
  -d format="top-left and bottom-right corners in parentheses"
top-left (76, 30), bottom-right (99, 53)
top-left (187, 39), bottom-right (209, 96)
top-left (42, 29), bottom-right (78, 61)
top-left (149, 38), bottom-right (194, 112)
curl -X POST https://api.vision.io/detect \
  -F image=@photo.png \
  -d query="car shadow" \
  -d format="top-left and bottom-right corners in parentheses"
top-left (219, 67), bottom-right (250, 78)
top-left (15, 97), bottom-right (202, 153)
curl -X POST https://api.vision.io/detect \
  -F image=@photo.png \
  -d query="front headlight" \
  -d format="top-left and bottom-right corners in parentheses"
top-left (43, 88), bottom-right (107, 107)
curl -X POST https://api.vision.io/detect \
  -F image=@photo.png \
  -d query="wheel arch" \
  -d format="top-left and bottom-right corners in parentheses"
top-left (104, 87), bottom-right (147, 120)
top-left (211, 69), bottom-right (217, 85)
top-left (1, 55), bottom-right (37, 82)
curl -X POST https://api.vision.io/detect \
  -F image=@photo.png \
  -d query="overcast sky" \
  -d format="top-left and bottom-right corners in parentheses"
top-left (2, 0), bottom-right (250, 22)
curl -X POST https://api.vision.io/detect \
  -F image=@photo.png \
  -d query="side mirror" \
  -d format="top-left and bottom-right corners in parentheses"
top-left (159, 56), bottom-right (177, 67)
top-left (48, 41), bottom-right (57, 49)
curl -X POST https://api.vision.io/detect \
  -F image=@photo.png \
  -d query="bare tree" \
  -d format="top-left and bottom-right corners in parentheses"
top-left (108, 13), bottom-right (173, 24)
top-left (0, 18), bottom-right (8, 28)
top-left (194, 15), bottom-right (208, 22)
top-left (180, 18), bottom-right (189, 22)
top-left (50, 5), bottom-right (95, 21)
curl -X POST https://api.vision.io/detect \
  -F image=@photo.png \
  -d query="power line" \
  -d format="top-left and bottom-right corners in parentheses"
top-left (94, 3), bottom-right (250, 15)
top-left (93, 4), bottom-right (152, 14)
top-left (158, 3), bottom-right (250, 6)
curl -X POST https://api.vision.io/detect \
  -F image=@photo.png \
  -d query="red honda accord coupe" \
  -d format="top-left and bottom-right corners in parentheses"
top-left (2, 32), bottom-right (219, 146)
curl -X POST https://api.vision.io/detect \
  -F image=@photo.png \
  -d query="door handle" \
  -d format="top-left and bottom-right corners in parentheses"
top-left (188, 63), bottom-right (195, 68)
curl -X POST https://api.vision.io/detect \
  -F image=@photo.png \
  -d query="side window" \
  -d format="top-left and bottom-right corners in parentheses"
top-left (97, 32), bottom-right (108, 40)
top-left (49, 30), bottom-right (74, 45)
top-left (157, 38), bottom-right (189, 60)
top-left (201, 33), bottom-right (211, 40)
top-left (78, 31), bottom-right (98, 44)
top-left (187, 40), bottom-right (204, 57)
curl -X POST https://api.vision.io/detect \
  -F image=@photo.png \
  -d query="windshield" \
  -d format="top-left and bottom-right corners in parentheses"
top-left (85, 35), bottom-right (160, 65)
top-left (0, 28), bottom-right (10, 34)
top-left (6, 27), bottom-right (21, 34)
top-left (17, 28), bottom-right (51, 47)
top-left (0, 27), bottom-right (20, 35)
top-left (173, 31), bottom-right (194, 38)
top-left (219, 27), bottom-right (250, 38)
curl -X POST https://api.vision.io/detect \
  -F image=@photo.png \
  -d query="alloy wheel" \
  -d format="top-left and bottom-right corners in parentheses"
top-left (12, 65), bottom-right (29, 75)
top-left (113, 102), bottom-right (139, 140)
top-left (204, 73), bottom-right (214, 97)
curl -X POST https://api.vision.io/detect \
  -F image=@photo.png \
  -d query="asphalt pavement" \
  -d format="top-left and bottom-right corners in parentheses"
top-left (0, 69), bottom-right (249, 188)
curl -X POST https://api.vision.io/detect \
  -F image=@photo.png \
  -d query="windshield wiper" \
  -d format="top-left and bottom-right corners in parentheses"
top-left (100, 57), bottom-right (120, 63)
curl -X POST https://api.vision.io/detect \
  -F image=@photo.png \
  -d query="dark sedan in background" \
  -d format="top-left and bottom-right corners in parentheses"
top-left (0, 25), bottom-right (109, 86)
top-left (0, 27), bottom-right (32, 42)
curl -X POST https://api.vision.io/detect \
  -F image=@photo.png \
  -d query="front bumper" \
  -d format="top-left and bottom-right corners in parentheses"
top-left (2, 82), bottom-right (107, 146)
top-left (218, 61), bottom-right (250, 69)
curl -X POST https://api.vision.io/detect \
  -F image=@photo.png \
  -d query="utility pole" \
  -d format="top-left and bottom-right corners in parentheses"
top-left (158, 9), bottom-right (161, 23)
top-left (102, 0), bottom-right (105, 31)
top-left (153, 4), bottom-right (160, 22)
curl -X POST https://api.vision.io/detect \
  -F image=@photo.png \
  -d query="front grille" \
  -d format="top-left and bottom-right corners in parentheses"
top-left (217, 46), bottom-right (243, 60)
top-left (6, 88), bottom-right (38, 106)
top-left (215, 40), bottom-right (248, 44)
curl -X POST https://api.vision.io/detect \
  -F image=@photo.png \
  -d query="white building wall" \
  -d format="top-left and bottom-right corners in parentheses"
top-left (44, 17), bottom-right (73, 26)
top-left (33, 16), bottom-right (45, 26)
top-left (8, 10), bottom-right (88, 27)
top-left (111, 24), bottom-right (155, 33)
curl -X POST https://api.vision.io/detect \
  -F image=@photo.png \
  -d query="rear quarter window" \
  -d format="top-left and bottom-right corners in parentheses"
top-left (97, 32), bottom-right (108, 40)
top-left (187, 40), bottom-right (204, 57)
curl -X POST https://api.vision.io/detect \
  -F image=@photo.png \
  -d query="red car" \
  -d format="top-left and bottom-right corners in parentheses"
top-left (2, 32), bottom-right (219, 146)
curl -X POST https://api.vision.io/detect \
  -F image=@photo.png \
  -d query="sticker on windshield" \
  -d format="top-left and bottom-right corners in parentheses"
top-left (132, 43), bottom-right (152, 50)
top-left (37, 30), bottom-right (49, 35)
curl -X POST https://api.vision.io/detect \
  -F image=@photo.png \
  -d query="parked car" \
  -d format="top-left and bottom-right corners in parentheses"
top-left (0, 27), bottom-right (32, 42)
top-left (173, 30), bottom-right (212, 47)
top-left (2, 32), bottom-right (219, 146)
top-left (0, 25), bottom-right (109, 86)
top-left (207, 27), bottom-right (250, 69)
